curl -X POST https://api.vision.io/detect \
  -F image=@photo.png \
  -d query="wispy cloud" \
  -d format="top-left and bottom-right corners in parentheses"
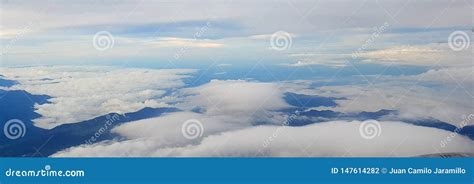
top-left (148, 37), bottom-right (224, 48)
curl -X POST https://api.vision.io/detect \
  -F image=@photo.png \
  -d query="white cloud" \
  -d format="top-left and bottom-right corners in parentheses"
top-left (148, 37), bottom-right (224, 48)
top-left (285, 53), bottom-right (350, 67)
top-left (110, 111), bottom-right (249, 150)
top-left (402, 67), bottom-right (474, 87)
top-left (177, 80), bottom-right (291, 118)
top-left (52, 120), bottom-right (474, 157)
top-left (1, 66), bottom-right (195, 129)
top-left (358, 44), bottom-right (472, 67)
top-left (312, 83), bottom-right (473, 126)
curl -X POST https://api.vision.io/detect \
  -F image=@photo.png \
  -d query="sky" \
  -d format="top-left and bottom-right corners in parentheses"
top-left (1, 0), bottom-right (472, 66)
top-left (0, 0), bottom-right (473, 157)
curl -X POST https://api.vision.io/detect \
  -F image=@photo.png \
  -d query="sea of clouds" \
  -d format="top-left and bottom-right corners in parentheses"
top-left (0, 66), bottom-right (472, 157)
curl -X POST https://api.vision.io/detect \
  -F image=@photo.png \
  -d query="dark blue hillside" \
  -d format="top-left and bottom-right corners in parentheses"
top-left (0, 90), bottom-right (51, 148)
top-left (460, 126), bottom-right (474, 140)
top-left (0, 89), bottom-right (179, 157)
top-left (403, 119), bottom-right (474, 140)
top-left (0, 77), bottom-right (18, 87)
top-left (287, 109), bottom-right (396, 126)
top-left (1, 106), bottom-right (179, 157)
top-left (284, 92), bottom-right (345, 108)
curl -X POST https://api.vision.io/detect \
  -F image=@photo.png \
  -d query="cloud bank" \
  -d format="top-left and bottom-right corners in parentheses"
top-left (2, 67), bottom-right (472, 157)
top-left (1, 66), bottom-right (195, 128)
top-left (53, 120), bottom-right (474, 157)
top-left (178, 79), bottom-right (290, 119)
top-left (51, 79), bottom-right (474, 157)
top-left (359, 44), bottom-right (472, 67)
top-left (311, 84), bottom-right (473, 126)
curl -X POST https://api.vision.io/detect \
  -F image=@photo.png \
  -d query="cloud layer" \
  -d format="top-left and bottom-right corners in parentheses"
top-left (359, 43), bottom-right (472, 67)
top-left (51, 79), bottom-right (474, 157)
top-left (309, 83), bottom-right (473, 126)
top-left (2, 0), bottom-right (472, 66)
top-left (1, 66), bottom-right (472, 157)
top-left (53, 120), bottom-right (474, 157)
top-left (1, 66), bottom-right (195, 128)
